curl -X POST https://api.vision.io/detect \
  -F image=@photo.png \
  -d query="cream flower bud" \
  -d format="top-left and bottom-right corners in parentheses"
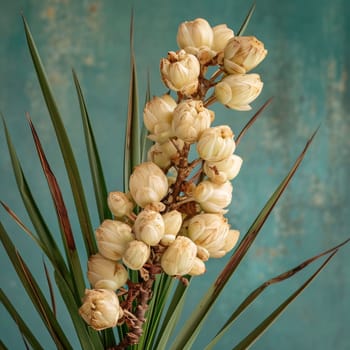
top-left (197, 125), bottom-right (236, 162)
top-left (87, 253), bottom-right (128, 290)
top-left (221, 229), bottom-right (240, 255)
top-left (224, 36), bottom-right (267, 74)
top-left (160, 210), bottom-right (183, 246)
top-left (177, 18), bottom-right (213, 51)
top-left (147, 139), bottom-right (184, 170)
top-left (215, 73), bottom-right (263, 111)
top-left (129, 162), bottom-right (168, 208)
top-left (133, 209), bottom-right (165, 246)
top-left (107, 191), bottom-right (134, 218)
top-left (203, 154), bottom-right (243, 184)
top-left (161, 236), bottom-right (197, 276)
top-left (188, 257), bottom-right (206, 276)
top-left (79, 289), bottom-right (121, 331)
top-left (122, 240), bottom-right (150, 270)
top-left (143, 94), bottom-right (177, 143)
top-left (160, 50), bottom-right (200, 96)
top-left (212, 24), bottom-right (234, 52)
top-left (172, 99), bottom-right (214, 143)
top-left (96, 220), bottom-right (134, 261)
top-left (187, 213), bottom-right (230, 257)
top-left (194, 180), bottom-right (233, 214)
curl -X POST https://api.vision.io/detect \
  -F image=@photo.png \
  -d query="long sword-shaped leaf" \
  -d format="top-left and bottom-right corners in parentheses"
top-left (170, 129), bottom-right (318, 350)
top-left (0, 289), bottom-right (44, 350)
top-left (232, 251), bottom-right (338, 350)
top-left (72, 69), bottom-right (110, 222)
top-left (22, 17), bottom-right (96, 256)
top-left (27, 116), bottom-right (85, 299)
top-left (237, 3), bottom-right (256, 36)
top-left (206, 238), bottom-right (350, 349)
top-left (1, 117), bottom-right (72, 290)
top-left (0, 223), bottom-right (72, 349)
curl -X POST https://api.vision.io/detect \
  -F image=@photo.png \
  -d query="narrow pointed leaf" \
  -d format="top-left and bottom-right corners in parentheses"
top-left (27, 116), bottom-right (86, 299)
top-left (170, 130), bottom-right (318, 350)
top-left (72, 69), bottom-right (110, 222)
top-left (237, 3), bottom-right (256, 36)
top-left (0, 289), bottom-right (44, 350)
top-left (22, 17), bottom-right (96, 256)
top-left (232, 251), bottom-right (337, 350)
top-left (206, 238), bottom-right (350, 349)
top-left (42, 259), bottom-right (56, 316)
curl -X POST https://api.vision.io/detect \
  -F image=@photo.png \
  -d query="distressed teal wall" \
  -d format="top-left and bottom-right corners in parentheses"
top-left (1, 0), bottom-right (349, 349)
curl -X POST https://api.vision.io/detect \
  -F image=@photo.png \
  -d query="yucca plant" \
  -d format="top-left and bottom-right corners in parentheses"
top-left (1, 5), bottom-right (348, 350)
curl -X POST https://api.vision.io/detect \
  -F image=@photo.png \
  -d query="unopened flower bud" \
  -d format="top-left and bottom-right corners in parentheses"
top-left (122, 240), bottom-right (150, 270)
top-left (88, 253), bottom-right (128, 290)
top-left (107, 191), bottom-right (134, 218)
top-left (215, 73), bottom-right (263, 111)
top-left (197, 125), bottom-right (236, 162)
top-left (212, 24), bottom-right (234, 52)
top-left (188, 257), bottom-right (206, 276)
top-left (163, 210), bottom-right (183, 235)
top-left (224, 36), bottom-right (267, 74)
top-left (194, 180), bottom-right (233, 214)
top-left (203, 154), bottom-right (243, 184)
top-left (161, 236), bottom-right (197, 276)
top-left (177, 18), bottom-right (213, 52)
top-left (143, 94), bottom-right (177, 143)
top-left (129, 162), bottom-right (168, 208)
top-left (187, 213), bottom-right (230, 257)
top-left (172, 100), bottom-right (213, 143)
top-left (79, 289), bottom-right (122, 331)
top-left (160, 50), bottom-right (200, 96)
top-left (133, 209), bottom-right (165, 246)
top-left (221, 229), bottom-right (240, 255)
top-left (147, 139), bottom-right (184, 170)
top-left (96, 220), bottom-right (134, 261)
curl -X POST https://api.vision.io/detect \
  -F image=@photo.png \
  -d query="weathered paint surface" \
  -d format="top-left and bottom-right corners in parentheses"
top-left (0, 0), bottom-right (349, 349)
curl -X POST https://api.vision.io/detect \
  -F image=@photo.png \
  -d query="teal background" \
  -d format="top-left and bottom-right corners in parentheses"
top-left (1, 0), bottom-right (349, 349)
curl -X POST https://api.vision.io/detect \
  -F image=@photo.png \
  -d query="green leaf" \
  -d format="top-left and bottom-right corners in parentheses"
top-left (27, 116), bottom-right (86, 300)
top-left (0, 339), bottom-right (8, 350)
top-left (0, 289), bottom-right (44, 350)
top-left (232, 251), bottom-right (338, 350)
top-left (22, 16), bottom-right (97, 257)
top-left (170, 130), bottom-right (318, 350)
top-left (72, 69), bottom-right (111, 222)
top-left (0, 222), bottom-right (72, 349)
top-left (42, 259), bottom-right (56, 317)
top-left (237, 3), bottom-right (256, 36)
top-left (205, 238), bottom-right (350, 349)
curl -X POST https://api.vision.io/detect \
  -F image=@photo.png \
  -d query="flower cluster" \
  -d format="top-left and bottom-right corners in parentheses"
top-left (79, 17), bottom-right (267, 336)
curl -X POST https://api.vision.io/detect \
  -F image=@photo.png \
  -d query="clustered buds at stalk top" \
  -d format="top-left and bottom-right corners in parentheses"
top-left (122, 240), bottom-right (150, 270)
top-left (161, 236), bottom-right (197, 276)
top-left (215, 73), bottom-right (264, 111)
top-left (197, 125), bottom-right (236, 161)
top-left (160, 50), bottom-right (200, 96)
top-left (95, 220), bottom-right (134, 261)
top-left (224, 36), bottom-right (268, 74)
top-left (133, 209), bottom-right (165, 246)
top-left (88, 253), bottom-right (128, 290)
top-left (172, 99), bottom-right (214, 143)
top-left (212, 24), bottom-right (234, 52)
top-left (79, 289), bottom-right (122, 331)
top-left (203, 154), bottom-right (243, 184)
top-left (194, 180), bottom-right (233, 214)
top-left (129, 162), bottom-right (168, 208)
top-left (143, 94), bottom-right (177, 143)
top-left (107, 191), bottom-right (134, 218)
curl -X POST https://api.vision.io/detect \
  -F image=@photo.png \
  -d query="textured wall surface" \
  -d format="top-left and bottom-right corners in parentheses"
top-left (0, 0), bottom-right (349, 349)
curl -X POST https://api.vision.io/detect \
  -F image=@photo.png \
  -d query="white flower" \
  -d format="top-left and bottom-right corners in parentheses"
top-left (95, 220), bottom-right (134, 261)
top-left (107, 191), bottom-right (134, 218)
top-left (122, 240), bottom-right (150, 270)
top-left (224, 36), bottom-right (267, 74)
top-left (160, 210), bottom-right (183, 246)
top-left (194, 180), bottom-right (233, 214)
top-left (79, 289), bottom-right (122, 331)
top-left (160, 50), bottom-right (200, 96)
top-left (87, 253), bottom-right (128, 290)
top-left (129, 162), bottom-right (168, 208)
top-left (188, 257), bottom-right (206, 276)
top-left (197, 125), bottom-right (236, 162)
top-left (212, 24), bottom-right (234, 52)
top-left (215, 73), bottom-right (263, 111)
top-left (172, 99), bottom-right (214, 143)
